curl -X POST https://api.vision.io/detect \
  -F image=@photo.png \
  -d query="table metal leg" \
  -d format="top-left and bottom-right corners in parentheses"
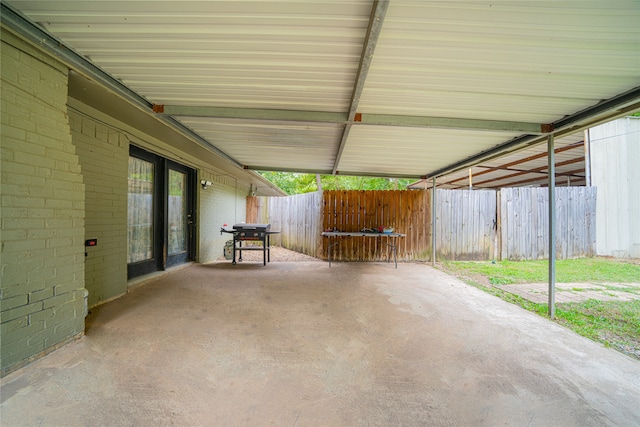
top-left (328, 238), bottom-right (334, 267)
top-left (326, 238), bottom-right (343, 267)
top-left (393, 241), bottom-right (397, 268)
top-left (383, 237), bottom-right (398, 268)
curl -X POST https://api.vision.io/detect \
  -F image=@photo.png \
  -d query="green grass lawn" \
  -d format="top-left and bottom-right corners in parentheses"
top-left (441, 258), bottom-right (640, 285)
top-left (438, 258), bottom-right (640, 360)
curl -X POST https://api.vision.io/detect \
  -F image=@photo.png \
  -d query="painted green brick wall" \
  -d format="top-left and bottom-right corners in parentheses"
top-left (70, 111), bottom-right (128, 307)
top-left (1, 30), bottom-right (86, 374)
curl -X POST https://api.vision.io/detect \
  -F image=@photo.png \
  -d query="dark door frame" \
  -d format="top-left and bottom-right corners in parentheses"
top-left (165, 159), bottom-right (196, 269)
top-left (128, 146), bottom-right (196, 279)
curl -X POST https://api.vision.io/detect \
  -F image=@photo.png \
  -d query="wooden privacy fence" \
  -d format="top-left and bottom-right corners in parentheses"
top-left (322, 190), bottom-right (430, 262)
top-left (247, 187), bottom-right (597, 262)
top-left (500, 187), bottom-right (597, 260)
top-left (247, 192), bottom-right (323, 256)
top-left (436, 189), bottom-right (497, 261)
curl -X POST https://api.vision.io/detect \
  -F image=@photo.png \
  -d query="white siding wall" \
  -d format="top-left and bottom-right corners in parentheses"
top-left (198, 173), bottom-right (247, 263)
top-left (589, 117), bottom-right (640, 258)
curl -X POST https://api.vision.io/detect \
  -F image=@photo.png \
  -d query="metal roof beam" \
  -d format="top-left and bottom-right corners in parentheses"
top-left (553, 87), bottom-right (640, 131)
top-left (157, 105), bottom-right (543, 133)
top-left (332, 170), bottom-right (419, 179)
top-left (332, 0), bottom-right (389, 175)
top-left (359, 114), bottom-right (546, 134)
top-left (156, 105), bottom-right (348, 124)
top-left (244, 165), bottom-right (419, 180)
top-left (245, 166), bottom-right (331, 175)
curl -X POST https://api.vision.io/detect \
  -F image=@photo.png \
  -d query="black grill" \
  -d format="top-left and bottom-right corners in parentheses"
top-left (220, 223), bottom-right (278, 266)
top-left (234, 223), bottom-right (270, 236)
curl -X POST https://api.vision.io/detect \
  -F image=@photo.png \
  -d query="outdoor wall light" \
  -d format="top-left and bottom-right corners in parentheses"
top-left (201, 180), bottom-right (213, 190)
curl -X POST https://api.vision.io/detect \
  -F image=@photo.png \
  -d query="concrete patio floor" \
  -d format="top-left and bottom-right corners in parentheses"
top-left (1, 262), bottom-right (639, 426)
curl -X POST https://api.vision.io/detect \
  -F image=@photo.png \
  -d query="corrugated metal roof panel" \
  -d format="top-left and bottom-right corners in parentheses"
top-left (361, 2), bottom-right (640, 122)
top-left (5, 0), bottom-right (639, 181)
top-left (179, 117), bottom-right (342, 171)
top-left (339, 126), bottom-right (522, 177)
top-left (20, 0), bottom-right (371, 111)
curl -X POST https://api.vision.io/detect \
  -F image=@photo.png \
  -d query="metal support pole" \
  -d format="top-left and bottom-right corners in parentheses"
top-left (548, 135), bottom-right (556, 319)
top-left (584, 129), bottom-right (592, 187)
top-left (432, 177), bottom-right (437, 266)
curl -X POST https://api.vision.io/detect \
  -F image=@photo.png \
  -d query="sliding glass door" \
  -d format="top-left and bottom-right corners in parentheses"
top-left (128, 146), bottom-right (195, 279)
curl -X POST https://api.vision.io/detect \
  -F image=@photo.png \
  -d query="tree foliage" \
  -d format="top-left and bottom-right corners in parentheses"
top-left (258, 172), bottom-right (415, 195)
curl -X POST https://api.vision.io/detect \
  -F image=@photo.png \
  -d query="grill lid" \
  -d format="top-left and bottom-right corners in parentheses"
top-left (232, 223), bottom-right (270, 231)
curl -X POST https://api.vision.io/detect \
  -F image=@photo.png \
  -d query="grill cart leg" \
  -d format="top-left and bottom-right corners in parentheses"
top-left (267, 235), bottom-right (271, 263)
top-left (263, 234), bottom-right (267, 266)
top-left (232, 235), bottom-right (237, 265)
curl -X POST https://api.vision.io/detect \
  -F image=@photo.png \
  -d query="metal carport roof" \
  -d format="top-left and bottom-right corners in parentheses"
top-left (2, 0), bottom-right (640, 180)
top-left (409, 132), bottom-right (587, 189)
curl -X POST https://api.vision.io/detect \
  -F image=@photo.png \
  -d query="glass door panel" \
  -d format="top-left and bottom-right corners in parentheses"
top-left (168, 169), bottom-right (187, 256)
top-left (127, 147), bottom-right (163, 279)
top-left (166, 162), bottom-right (194, 268)
top-left (128, 157), bottom-right (155, 263)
